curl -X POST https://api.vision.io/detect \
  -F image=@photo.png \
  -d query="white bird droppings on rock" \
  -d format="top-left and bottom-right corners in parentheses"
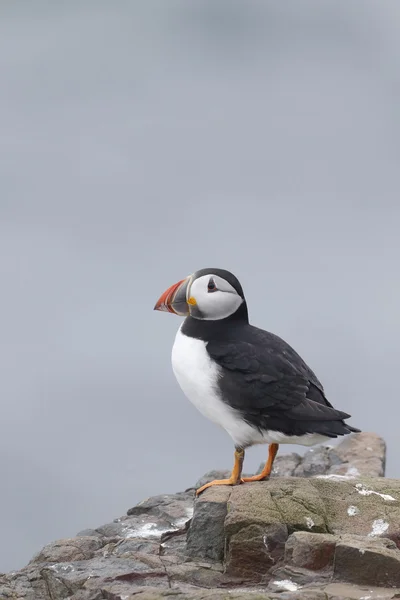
top-left (368, 518), bottom-right (389, 537)
top-left (347, 505), bottom-right (360, 516)
top-left (346, 466), bottom-right (360, 477)
top-left (172, 508), bottom-right (194, 529)
top-left (316, 474), bottom-right (355, 481)
top-left (272, 579), bottom-right (299, 592)
top-left (124, 522), bottom-right (172, 539)
top-left (123, 508), bottom-right (193, 539)
top-left (305, 516), bottom-right (314, 529)
top-left (49, 564), bottom-right (75, 573)
top-left (355, 483), bottom-right (396, 502)
top-left (173, 517), bottom-right (190, 528)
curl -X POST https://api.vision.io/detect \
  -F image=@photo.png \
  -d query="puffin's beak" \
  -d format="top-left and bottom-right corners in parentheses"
top-left (154, 276), bottom-right (191, 316)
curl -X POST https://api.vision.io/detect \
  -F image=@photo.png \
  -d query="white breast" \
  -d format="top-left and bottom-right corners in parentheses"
top-left (171, 326), bottom-right (255, 447)
top-left (171, 326), bottom-right (329, 449)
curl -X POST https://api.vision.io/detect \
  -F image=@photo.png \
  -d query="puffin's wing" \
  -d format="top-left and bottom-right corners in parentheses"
top-left (206, 330), bottom-right (351, 424)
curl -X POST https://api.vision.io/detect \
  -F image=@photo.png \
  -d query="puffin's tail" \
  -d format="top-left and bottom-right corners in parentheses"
top-left (344, 424), bottom-right (361, 434)
top-left (318, 420), bottom-right (361, 438)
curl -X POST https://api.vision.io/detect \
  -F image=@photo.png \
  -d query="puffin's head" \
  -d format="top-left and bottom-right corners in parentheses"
top-left (154, 268), bottom-right (246, 321)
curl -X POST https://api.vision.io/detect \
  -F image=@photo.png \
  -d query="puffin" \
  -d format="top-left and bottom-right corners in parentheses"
top-left (154, 268), bottom-right (360, 495)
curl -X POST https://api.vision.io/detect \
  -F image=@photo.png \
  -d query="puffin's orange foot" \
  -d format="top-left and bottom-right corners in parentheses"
top-left (241, 473), bottom-right (269, 483)
top-left (196, 476), bottom-right (242, 495)
top-left (241, 443), bottom-right (279, 484)
top-left (196, 447), bottom-right (245, 496)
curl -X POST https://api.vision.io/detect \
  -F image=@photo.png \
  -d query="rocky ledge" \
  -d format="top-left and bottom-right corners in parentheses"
top-left (2, 432), bottom-right (400, 600)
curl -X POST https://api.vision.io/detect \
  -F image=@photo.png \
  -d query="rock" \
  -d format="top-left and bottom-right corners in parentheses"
top-left (127, 490), bottom-right (194, 520)
top-left (1, 432), bottom-right (398, 600)
top-left (269, 452), bottom-right (302, 477)
top-left (191, 475), bottom-right (400, 587)
top-left (324, 582), bottom-right (400, 600)
top-left (165, 560), bottom-right (238, 589)
top-left (223, 484), bottom-right (290, 580)
top-left (92, 489), bottom-right (194, 558)
top-left (294, 445), bottom-right (332, 477)
top-left (226, 523), bottom-right (276, 581)
top-left (268, 579), bottom-right (328, 598)
top-left (285, 531), bottom-right (337, 570)
top-left (224, 477), bottom-right (329, 539)
top-left (76, 528), bottom-right (104, 538)
top-left (29, 536), bottom-right (104, 564)
top-left (42, 554), bottom-right (169, 598)
top-left (334, 536), bottom-right (400, 587)
top-left (0, 566), bottom-right (50, 600)
top-left (260, 432), bottom-right (386, 480)
top-left (109, 537), bottom-right (161, 556)
top-left (186, 485), bottom-right (230, 561)
top-left (312, 477), bottom-right (400, 539)
top-left (330, 432), bottom-right (386, 477)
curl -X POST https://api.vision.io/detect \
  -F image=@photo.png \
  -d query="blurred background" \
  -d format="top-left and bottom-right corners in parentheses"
top-left (1, 0), bottom-right (400, 572)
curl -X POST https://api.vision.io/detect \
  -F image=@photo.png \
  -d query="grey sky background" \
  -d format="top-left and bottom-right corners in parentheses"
top-left (1, 0), bottom-right (400, 572)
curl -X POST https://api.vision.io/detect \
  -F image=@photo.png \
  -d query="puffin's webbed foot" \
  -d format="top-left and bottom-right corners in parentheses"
top-left (241, 443), bottom-right (279, 483)
top-left (196, 447), bottom-right (244, 495)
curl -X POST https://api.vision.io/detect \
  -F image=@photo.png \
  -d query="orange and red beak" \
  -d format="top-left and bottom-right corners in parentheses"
top-left (154, 276), bottom-right (191, 316)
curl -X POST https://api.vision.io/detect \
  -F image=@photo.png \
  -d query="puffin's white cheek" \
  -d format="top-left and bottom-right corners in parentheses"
top-left (200, 292), bottom-right (243, 321)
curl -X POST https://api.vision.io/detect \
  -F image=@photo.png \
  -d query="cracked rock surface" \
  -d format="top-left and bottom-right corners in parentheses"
top-left (1, 432), bottom-right (400, 600)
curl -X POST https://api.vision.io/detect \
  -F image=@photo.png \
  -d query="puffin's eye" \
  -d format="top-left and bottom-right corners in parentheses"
top-left (207, 278), bottom-right (217, 292)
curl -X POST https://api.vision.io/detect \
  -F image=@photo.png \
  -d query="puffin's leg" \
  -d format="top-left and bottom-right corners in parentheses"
top-left (241, 443), bottom-right (279, 483)
top-left (196, 447), bottom-right (245, 495)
